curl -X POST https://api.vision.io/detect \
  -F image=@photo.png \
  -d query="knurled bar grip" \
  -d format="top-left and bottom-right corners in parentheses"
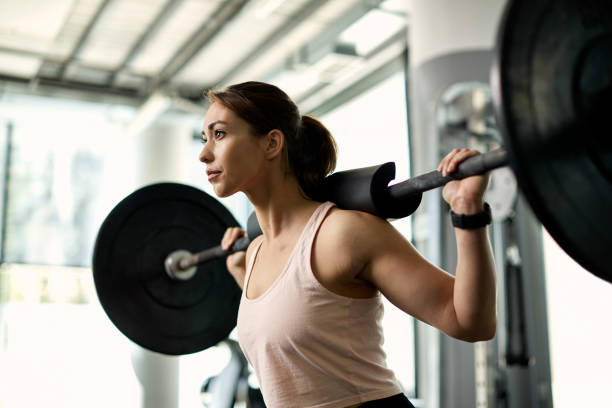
top-left (388, 148), bottom-right (510, 199)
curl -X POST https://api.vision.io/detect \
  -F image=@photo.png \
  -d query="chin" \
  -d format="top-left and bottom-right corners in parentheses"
top-left (212, 184), bottom-right (237, 198)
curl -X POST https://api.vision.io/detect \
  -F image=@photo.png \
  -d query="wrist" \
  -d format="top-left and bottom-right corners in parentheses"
top-left (450, 196), bottom-right (484, 215)
top-left (451, 202), bottom-right (491, 229)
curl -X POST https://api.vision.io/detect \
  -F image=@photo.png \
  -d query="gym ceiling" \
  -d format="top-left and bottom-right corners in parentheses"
top-left (0, 0), bottom-right (408, 114)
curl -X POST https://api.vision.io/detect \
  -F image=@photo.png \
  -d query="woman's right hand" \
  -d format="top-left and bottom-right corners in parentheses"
top-left (222, 227), bottom-right (247, 289)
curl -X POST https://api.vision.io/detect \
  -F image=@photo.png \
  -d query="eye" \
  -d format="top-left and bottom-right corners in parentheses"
top-left (214, 129), bottom-right (226, 139)
top-left (200, 138), bottom-right (207, 145)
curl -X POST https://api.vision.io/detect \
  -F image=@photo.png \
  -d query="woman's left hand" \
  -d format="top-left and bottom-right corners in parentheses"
top-left (438, 148), bottom-right (489, 213)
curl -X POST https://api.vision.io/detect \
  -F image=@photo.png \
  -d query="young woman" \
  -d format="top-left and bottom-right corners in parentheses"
top-left (199, 81), bottom-right (497, 408)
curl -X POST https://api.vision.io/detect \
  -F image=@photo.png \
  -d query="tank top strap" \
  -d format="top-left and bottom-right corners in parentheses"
top-left (243, 238), bottom-right (263, 293)
top-left (298, 201), bottom-right (336, 250)
top-left (292, 201), bottom-right (336, 273)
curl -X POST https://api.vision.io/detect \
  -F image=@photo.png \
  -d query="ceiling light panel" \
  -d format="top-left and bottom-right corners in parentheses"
top-left (0, 51), bottom-right (42, 78)
top-left (299, 36), bottom-right (405, 112)
top-left (77, 0), bottom-right (169, 70)
top-left (128, 0), bottom-right (224, 77)
top-left (0, 0), bottom-right (74, 58)
top-left (174, 0), bottom-right (311, 86)
top-left (339, 9), bottom-right (406, 56)
top-left (380, 0), bottom-right (409, 15)
top-left (228, 0), bottom-right (364, 86)
top-left (51, 0), bottom-right (109, 60)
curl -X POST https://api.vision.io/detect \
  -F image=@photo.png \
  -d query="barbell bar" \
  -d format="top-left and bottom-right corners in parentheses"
top-left (163, 148), bottom-right (511, 279)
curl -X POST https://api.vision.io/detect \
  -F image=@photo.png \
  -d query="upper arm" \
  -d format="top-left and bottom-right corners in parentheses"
top-left (323, 210), bottom-right (459, 336)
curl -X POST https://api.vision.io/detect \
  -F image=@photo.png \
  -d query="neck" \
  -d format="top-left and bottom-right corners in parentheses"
top-left (245, 171), bottom-right (319, 239)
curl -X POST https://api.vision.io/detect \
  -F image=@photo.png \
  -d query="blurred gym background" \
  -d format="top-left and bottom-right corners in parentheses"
top-left (0, 0), bottom-right (610, 407)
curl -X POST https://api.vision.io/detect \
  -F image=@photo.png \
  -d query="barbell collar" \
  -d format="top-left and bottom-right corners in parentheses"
top-left (164, 249), bottom-right (197, 280)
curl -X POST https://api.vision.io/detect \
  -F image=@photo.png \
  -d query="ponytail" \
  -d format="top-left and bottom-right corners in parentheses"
top-left (288, 115), bottom-right (337, 199)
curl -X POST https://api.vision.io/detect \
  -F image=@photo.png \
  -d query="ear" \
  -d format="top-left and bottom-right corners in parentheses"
top-left (263, 129), bottom-right (284, 160)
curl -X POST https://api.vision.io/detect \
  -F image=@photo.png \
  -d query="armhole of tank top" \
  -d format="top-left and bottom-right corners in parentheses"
top-left (304, 202), bottom-right (337, 287)
top-left (243, 238), bottom-right (263, 297)
top-left (306, 203), bottom-right (382, 301)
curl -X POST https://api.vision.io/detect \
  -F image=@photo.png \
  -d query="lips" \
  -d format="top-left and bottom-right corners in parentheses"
top-left (206, 169), bottom-right (221, 181)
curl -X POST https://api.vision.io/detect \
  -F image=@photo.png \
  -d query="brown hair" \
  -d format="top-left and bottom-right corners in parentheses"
top-left (207, 81), bottom-right (337, 199)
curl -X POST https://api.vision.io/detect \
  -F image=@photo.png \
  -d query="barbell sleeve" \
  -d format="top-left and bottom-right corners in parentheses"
top-left (388, 148), bottom-right (510, 199)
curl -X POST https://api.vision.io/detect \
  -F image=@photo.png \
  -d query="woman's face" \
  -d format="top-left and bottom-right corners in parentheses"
top-left (199, 102), bottom-right (267, 197)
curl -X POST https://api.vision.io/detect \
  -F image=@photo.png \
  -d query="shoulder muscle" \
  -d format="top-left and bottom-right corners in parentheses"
top-left (315, 208), bottom-right (390, 278)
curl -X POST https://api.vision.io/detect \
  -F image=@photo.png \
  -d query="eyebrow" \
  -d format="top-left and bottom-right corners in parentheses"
top-left (202, 120), bottom-right (228, 136)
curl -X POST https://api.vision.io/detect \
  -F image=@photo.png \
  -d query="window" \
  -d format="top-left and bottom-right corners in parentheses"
top-left (0, 94), bottom-right (144, 407)
top-left (543, 230), bottom-right (612, 407)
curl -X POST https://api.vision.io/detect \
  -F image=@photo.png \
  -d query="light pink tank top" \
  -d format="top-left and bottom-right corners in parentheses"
top-left (237, 202), bottom-right (402, 408)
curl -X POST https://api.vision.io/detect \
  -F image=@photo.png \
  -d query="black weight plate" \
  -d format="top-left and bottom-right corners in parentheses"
top-left (492, 0), bottom-right (612, 282)
top-left (93, 183), bottom-right (242, 355)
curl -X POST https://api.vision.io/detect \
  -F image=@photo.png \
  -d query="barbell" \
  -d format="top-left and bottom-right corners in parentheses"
top-left (162, 148), bottom-right (509, 280)
top-left (93, 0), bottom-right (612, 355)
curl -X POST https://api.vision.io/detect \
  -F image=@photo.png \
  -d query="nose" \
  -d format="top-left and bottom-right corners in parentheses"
top-left (199, 143), bottom-right (212, 164)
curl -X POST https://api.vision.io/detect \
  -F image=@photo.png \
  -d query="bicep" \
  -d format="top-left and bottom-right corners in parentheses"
top-left (357, 219), bottom-right (458, 335)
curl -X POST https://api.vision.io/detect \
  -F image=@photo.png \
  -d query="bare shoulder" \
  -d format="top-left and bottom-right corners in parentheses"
top-left (321, 207), bottom-right (385, 231)
top-left (318, 206), bottom-right (428, 276)
top-left (316, 207), bottom-right (398, 274)
top-left (310, 207), bottom-right (384, 294)
top-left (319, 207), bottom-right (399, 248)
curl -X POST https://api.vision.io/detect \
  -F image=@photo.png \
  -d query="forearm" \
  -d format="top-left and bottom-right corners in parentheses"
top-left (226, 253), bottom-right (246, 290)
top-left (451, 200), bottom-right (497, 341)
top-left (221, 228), bottom-right (248, 290)
top-left (230, 270), bottom-right (245, 290)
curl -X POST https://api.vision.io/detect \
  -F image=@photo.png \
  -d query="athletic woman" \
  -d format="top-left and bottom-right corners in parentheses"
top-left (199, 81), bottom-right (497, 408)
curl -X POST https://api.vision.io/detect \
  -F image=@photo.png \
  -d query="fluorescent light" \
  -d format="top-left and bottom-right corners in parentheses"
top-left (339, 9), bottom-right (406, 56)
top-left (0, 51), bottom-right (41, 78)
top-left (253, 0), bottom-right (285, 19)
